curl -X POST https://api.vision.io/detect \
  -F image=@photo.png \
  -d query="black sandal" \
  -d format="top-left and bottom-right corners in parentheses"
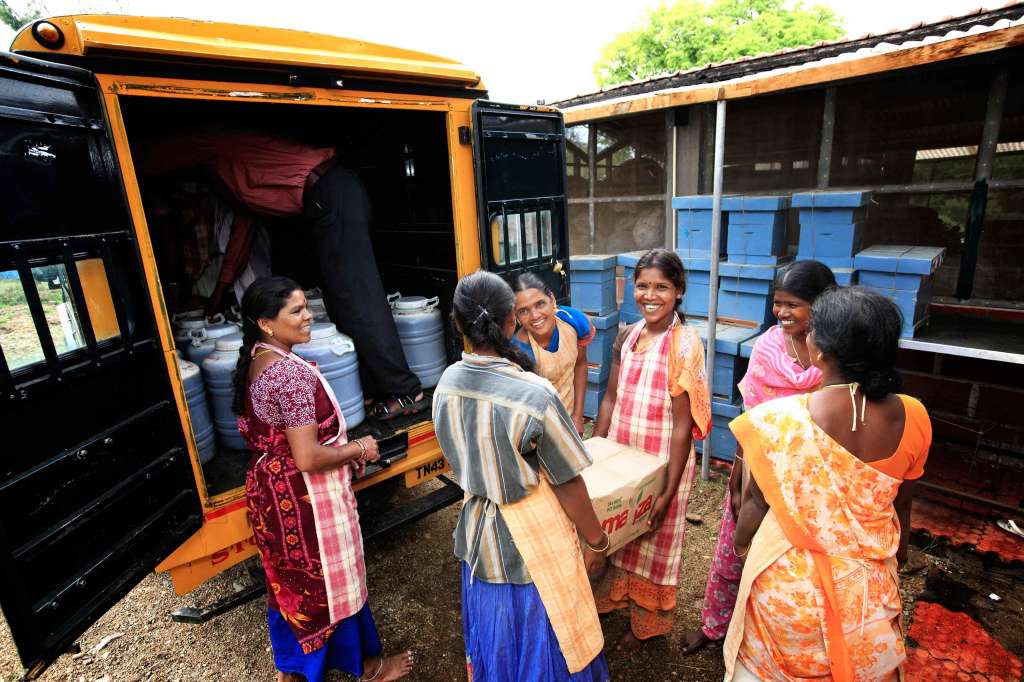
top-left (371, 393), bottom-right (430, 421)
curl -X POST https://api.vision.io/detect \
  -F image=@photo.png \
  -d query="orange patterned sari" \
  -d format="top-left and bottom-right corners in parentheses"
top-left (724, 394), bottom-right (925, 682)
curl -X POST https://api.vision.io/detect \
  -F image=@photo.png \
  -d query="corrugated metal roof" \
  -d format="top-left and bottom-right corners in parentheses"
top-left (554, 2), bottom-right (1024, 111)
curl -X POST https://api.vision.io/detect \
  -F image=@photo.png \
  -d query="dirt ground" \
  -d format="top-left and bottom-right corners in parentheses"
top-left (0, 471), bottom-right (1019, 681)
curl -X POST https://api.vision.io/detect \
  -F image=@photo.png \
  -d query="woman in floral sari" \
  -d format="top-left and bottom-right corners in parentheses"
top-left (234, 276), bottom-right (413, 682)
top-left (725, 287), bottom-right (931, 681)
top-left (682, 260), bottom-right (836, 655)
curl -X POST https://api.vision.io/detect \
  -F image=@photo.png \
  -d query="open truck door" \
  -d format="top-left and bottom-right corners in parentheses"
top-left (0, 52), bottom-right (201, 677)
top-left (472, 101), bottom-right (571, 298)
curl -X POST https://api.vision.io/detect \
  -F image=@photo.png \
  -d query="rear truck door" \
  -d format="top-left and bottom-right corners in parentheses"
top-left (0, 52), bottom-right (201, 677)
top-left (472, 101), bottom-right (571, 299)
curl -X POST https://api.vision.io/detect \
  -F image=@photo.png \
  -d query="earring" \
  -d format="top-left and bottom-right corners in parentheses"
top-left (816, 353), bottom-right (823, 363)
top-left (267, 329), bottom-right (274, 338)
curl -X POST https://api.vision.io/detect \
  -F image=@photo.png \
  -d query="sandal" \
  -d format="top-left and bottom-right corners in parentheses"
top-left (371, 393), bottom-right (430, 421)
top-left (996, 519), bottom-right (1024, 540)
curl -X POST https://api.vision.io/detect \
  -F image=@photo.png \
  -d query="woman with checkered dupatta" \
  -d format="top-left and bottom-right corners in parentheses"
top-left (593, 249), bottom-right (712, 653)
top-left (233, 277), bottom-right (413, 682)
top-left (433, 271), bottom-right (610, 682)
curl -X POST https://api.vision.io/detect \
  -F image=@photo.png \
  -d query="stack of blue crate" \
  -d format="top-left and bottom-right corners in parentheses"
top-left (570, 254), bottom-right (617, 315)
top-left (686, 318), bottom-right (760, 463)
top-left (854, 245), bottom-right (946, 338)
top-left (721, 196), bottom-right (790, 265)
top-left (718, 196), bottom-right (791, 327)
top-left (570, 255), bottom-right (621, 419)
top-left (617, 250), bottom-right (646, 324)
top-left (793, 191), bottom-right (870, 286)
top-left (674, 195), bottom-right (726, 319)
top-left (583, 308), bottom-right (620, 418)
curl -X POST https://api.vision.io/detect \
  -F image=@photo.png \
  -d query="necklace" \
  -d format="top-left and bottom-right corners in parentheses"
top-left (786, 333), bottom-right (809, 369)
top-left (818, 382), bottom-right (866, 431)
top-left (253, 348), bottom-right (277, 359)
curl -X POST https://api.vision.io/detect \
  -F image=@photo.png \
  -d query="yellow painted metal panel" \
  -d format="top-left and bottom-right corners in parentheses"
top-left (12, 15), bottom-right (484, 88)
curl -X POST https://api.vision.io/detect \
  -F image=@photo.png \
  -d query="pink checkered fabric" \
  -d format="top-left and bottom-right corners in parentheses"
top-left (303, 463), bottom-right (368, 622)
top-left (608, 318), bottom-right (698, 586)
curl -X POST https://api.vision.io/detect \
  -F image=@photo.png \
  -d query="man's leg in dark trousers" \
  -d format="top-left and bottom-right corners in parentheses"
top-left (304, 166), bottom-right (421, 400)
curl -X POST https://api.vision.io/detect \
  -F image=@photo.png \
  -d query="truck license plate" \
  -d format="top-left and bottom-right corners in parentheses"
top-left (405, 456), bottom-right (450, 487)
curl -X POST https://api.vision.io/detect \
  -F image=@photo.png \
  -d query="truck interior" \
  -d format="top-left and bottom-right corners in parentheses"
top-left (119, 96), bottom-right (461, 499)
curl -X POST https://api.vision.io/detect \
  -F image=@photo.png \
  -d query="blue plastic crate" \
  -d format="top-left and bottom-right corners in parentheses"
top-left (695, 399), bottom-right (743, 461)
top-left (740, 336), bottom-right (757, 359)
top-left (587, 362), bottom-right (610, 384)
top-left (672, 195), bottom-right (715, 210)
top-left (797, 208), bottom-right (864, 225)
top-left (681, 269), bottom-right (711, 317)
top-left (711, 353), bottom-right (747, 401)
top-left (792, 191), bottom-right (870, 208)
top-left (881, 280), bottom-right (933, 338)
top-left (727, 216), bottom-right (787, 260)
top-left (858, 270), bottom-right (926, 292)
top-left (584, 381), bottom-right (607, 419)
top-left (685, 319), bottom-right (762, 356)
top-left (586, 310), bottom-right (619, 367)
top-left (719, 261), bottom-right (778, 281)
top-left (570, 270), bottom-right (617, 315)
top-left (832, 268), bottom-right (857, 287)
top-left (718, 280), bottom-right (773, 326)
top-left (797, 221), bottom-right (864, 259)
top-left (721, 196), bottom-right (790, 212)
top-left (853, 245), bottom-right (945, 275)
top-left (676, 209), bottom-right (727, 258)
top-left (570, 254), bottom-right (618, 271)
top-left (793, 255), bottom-right (855, 269)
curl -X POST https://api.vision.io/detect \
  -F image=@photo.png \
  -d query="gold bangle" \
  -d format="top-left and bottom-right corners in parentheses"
top-left (354, 438), bottom-right (367, 461)
top-left (584, 531), bottom-right (610, 553)
top-left (733, 543), bottom-right (749, 558)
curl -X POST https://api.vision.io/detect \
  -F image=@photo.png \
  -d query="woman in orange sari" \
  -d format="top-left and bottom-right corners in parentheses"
top-left (725, 287), bottom-right (931, 681)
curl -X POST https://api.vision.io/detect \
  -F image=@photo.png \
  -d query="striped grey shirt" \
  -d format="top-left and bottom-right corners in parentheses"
top-left (432, 352), bottom-right (592, 584)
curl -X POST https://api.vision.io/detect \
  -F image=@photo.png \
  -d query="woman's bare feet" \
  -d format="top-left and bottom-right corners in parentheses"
top-left (680, 628), bottom-right (712, 655)
top-left (613, 630), bottom-right (645, 655)
top-left (361, 651), bottom-right (414, 681)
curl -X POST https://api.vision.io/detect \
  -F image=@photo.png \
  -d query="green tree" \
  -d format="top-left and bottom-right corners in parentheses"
top-left (0, 0), bottom-right (42, 31)
top-left (595, 0), bottom-right (845, 87)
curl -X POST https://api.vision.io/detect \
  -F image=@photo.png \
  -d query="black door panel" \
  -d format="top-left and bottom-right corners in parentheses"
top-left (0, 51), bottom-right (201, 676)
top-left (472, 101), bottom-right (571, 300)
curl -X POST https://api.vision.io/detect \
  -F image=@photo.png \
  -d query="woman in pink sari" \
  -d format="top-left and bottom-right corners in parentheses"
top-left (682, 260), bottom-right (836, 655)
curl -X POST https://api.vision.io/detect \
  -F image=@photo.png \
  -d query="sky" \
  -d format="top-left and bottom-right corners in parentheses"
top-left (0, 0), bottom-right (1005, 103)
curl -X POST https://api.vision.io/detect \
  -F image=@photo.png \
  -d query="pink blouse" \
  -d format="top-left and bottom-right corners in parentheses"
top-left (249, 359), bottom-right (319, 430)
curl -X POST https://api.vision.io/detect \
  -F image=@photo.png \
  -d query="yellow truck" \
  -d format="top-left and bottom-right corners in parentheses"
top-left (0, 15), bottom-right (571, 676)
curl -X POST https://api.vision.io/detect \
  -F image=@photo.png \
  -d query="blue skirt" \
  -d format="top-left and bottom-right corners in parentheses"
top-left (268, 603), bottom-right (382, 682)
top-left (461, 562), bottom-right (610, 682)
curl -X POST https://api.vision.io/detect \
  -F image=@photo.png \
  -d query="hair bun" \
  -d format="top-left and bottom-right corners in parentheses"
top-left (861, 367), bottom-right (902, 401)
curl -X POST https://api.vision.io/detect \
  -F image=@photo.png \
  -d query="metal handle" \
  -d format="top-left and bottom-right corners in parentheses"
top-left (330, 340), bottom-right (356, 356)
top-left (208, 313), bottom-right (226, 325)
top-left (386, 292), bottom-right (402, 306)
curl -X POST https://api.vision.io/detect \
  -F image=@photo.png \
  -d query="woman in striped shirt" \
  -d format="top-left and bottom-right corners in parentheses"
top-left (433, 270), bottom-right (610, 682)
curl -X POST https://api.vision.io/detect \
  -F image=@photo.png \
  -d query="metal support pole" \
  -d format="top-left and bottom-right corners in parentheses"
top-left (588, 124), bottom-right (597, 253)
top-left (666, 108), bottom-right (676, 248)
top-left (816, 87), bottom-right (836, 189)
top-left (703, 99), bottom-right (726, 481)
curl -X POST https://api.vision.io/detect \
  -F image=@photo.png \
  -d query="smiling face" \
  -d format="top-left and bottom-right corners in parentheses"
top-left (259, 289), bottom-right (313, 347)
top-left (634, 266), bottom-right (681, 327)
top-left (514, 287), bottom-right (557, 341)
top-left (773, 288), bottom-right (812, 337)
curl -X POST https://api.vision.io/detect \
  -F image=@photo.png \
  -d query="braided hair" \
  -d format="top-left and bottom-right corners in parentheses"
top-left (231, 276), bottom-right (303, 414)
top-left (452, 271), bottom-right (535, 372)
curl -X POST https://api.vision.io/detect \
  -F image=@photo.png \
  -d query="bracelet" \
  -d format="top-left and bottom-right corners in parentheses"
top-left (732, 543), bottom-right (749, 558)
top-left (354, 438), bottom-right (367, 461)
top-left (584, 531), bottom-right (610, 553)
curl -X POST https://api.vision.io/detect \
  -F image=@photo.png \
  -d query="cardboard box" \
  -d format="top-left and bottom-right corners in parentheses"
top-left (581, 437), bottom-right (667, 554)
